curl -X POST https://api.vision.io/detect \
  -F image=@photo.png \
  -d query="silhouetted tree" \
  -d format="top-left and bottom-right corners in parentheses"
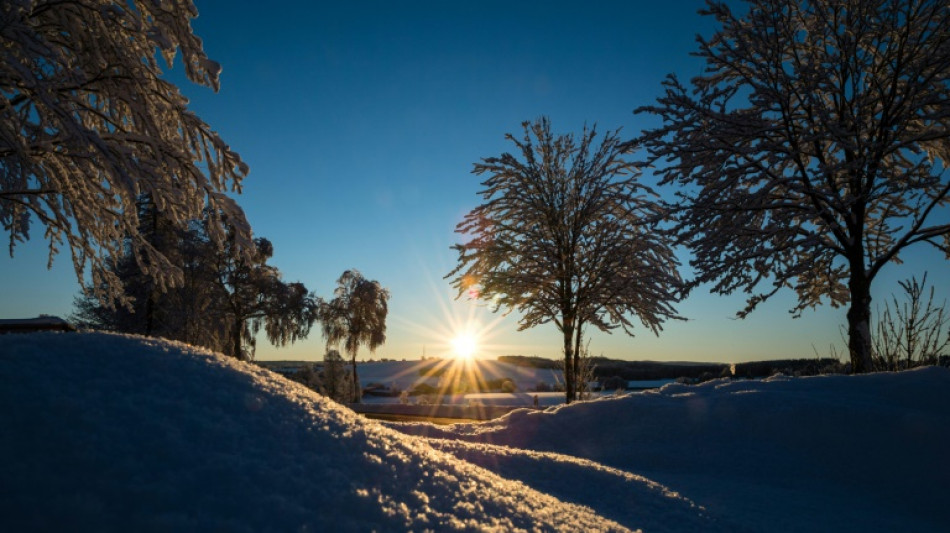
top-left (636, 0), bottom-right (950, 373)
top-left (449, 117), bottom-right (683, 403)
top-left (71, 197), bottom-right (227, 349)
top-left (210, 233), bottom-right (318, 360)
top-left (321, 349), bottom-right (351, 403)
top-left (1, 0), bottom-right (252, 307)
top-left (320, 270), bottom-right (390, 403)
top-left (72, 216), bottom-right (316, 359)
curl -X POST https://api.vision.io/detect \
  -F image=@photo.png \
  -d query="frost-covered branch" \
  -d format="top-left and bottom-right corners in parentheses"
top-left (0, 0), bottom-right (251, 307)
top-left (449, 117), bottom-right (684, 403)
top-left (636, 0), bottom-right (950, 372)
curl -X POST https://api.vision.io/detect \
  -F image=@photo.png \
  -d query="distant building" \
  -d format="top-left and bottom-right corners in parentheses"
top-left (0, 316), bottom-right (76, 334)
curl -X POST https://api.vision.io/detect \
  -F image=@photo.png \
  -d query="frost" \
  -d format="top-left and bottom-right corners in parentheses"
top-left (1, 0), bottom-right (250, 307)
top-left (635, 0), bottom-right (950, 372)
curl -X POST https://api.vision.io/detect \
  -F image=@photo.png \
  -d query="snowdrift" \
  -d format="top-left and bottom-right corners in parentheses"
top-left (4, 331), bottom-right (948, 532)
top-left (0, 332), bottom-right (625, 532)
top-left (393, 367), bottom-right (950, 532)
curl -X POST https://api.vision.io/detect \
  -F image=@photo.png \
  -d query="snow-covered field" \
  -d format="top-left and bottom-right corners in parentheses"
top-left (355, 358), bottom-right (565, 393)
top-left (2, 332), bottom-right (948, 532)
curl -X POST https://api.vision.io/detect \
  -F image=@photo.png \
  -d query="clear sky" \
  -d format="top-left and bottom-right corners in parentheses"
top-left (1, 0), bottom-right (947, 363)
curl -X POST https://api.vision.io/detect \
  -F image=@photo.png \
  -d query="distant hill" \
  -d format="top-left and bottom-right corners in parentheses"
top-left (498, 355), bottom-right (845, 381)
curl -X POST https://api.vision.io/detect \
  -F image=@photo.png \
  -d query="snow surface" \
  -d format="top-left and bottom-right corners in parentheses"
top-left (356, 358), bottom-right (564, 392)
top-left (0, 332), bottom-right (624, 532)
top-left (2, 332), bottom-right (948, 532)
top-left (391, 369), bottom-right (950, 532)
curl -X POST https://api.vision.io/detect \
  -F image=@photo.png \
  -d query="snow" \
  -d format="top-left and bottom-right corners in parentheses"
top-left (356, 358), bottom-right (564, 392)
top-left (2, 332), bottom-right (949, 532)
top-left (391, 371), bottom-right (950, 532)
top-left (0, 332), bottom-right (623, 532)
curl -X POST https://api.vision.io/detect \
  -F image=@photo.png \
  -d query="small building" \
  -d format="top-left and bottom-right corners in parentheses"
top-left (0, 316), bottom-right (76, 334)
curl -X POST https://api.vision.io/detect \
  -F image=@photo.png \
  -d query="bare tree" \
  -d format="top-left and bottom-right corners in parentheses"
top-left (320, 270), bottom-right (390, 403)
top-left (0, 0), bottom-right (251, 307)
top-left (873, 273), bottom-right (950, 370)
top-left (636, 0), bottom-right (950, 373)
top-left (448, 117), bottom-right (684, 403)
top-left (557, 341), bottom-right (597, 401)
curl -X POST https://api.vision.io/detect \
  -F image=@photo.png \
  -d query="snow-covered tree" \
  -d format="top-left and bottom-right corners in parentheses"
top-left (635, 0), bottom-right (950, 373)
top-left (448, 118), bottom-right (684, 403)
top-left (320, 349), bottom-right (351, 403)
top-left (70, 196), bottom-right (219, 343)
top-left (0, 0), bottom-right (251, 307)
top-left (210, 234), bottom-right (319, 360)
top-left (319, 270), bottom-right (390, 403)
top-left (71, 215), bottom-right (316, 360)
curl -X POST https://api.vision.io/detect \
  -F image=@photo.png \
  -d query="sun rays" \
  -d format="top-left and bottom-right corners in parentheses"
top-left (393, 259), bottom-right (520, 364)
top-left (381, 261), bottom-right (539, 421)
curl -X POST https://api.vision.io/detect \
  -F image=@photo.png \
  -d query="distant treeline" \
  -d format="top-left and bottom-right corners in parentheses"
top-left (498, 355), bottom-right (560, 370)
top-left (732, 358), bottom-right (845, 379)
top-left (499, 355), bottom-right (848, 381)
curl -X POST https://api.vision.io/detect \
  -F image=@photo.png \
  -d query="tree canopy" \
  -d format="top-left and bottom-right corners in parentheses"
top-left (72, 208), bottom-right (317, 360)
top-left (636, 0), bottom-right (950, 372)
top-left (211, 234), bottom-right (318, 360)
top-left (449, 117), bottom-right (684, 402)
top-left (320, 270), bottom-right (390, 402)
top-left (1, 0), bottom-right (250, 306)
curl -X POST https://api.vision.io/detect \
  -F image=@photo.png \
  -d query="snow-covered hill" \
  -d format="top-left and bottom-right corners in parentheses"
top-left (0, 332), bottom-right (625, 532)
top-left (2, 331), bottom-right (948, 532)
top-left (392, 367), bottom-right (950, 532)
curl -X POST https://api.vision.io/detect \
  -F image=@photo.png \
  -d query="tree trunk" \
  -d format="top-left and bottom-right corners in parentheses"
top-left (145, 202), bottom-right (157, 337)
top-left (232, 318), bottom-right (243, 360)
top-left (351, 355), bottom-right (361, 403)
top-left (563, 322), bottom-right (575, 404)
top-left (847, 272), bottom-right (874, 373)
top-left (573, 324), bottom-right (583, 400)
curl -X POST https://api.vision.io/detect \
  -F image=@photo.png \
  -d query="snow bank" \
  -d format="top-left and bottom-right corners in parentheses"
top-left (425, 439), bottom-right (720, 533)
top-left (7, 331), bottom-right (945, 532)
top-left (0, 332), bottom-right (626, 532)
top-left (392, 370), bottom-right (950, 532)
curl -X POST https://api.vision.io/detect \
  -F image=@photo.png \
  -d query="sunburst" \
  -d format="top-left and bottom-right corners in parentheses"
top-left (450, 332), bottom-right (478, 360)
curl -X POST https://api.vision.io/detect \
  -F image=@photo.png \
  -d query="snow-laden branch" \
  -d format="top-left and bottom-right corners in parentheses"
top-left (0, 0), bottom-right (251, 307)
top-left (449, 117), bottom-right (684, 402)
top-left (635, 0), bottom-right (950, 372)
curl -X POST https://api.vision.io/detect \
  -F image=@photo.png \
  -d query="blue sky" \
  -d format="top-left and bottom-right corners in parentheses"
top-left (2, 0), bottom-right (947, 362)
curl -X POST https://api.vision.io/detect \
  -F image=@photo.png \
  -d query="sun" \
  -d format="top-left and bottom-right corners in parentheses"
top-left (450, 332), bottom-right (478, 360)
